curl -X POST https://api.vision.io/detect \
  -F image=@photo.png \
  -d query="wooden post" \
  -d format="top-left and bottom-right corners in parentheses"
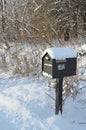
top-left (55, 78), bottom-right (63, 115)
top-left (55, 78), bottom-right (59, 115)
top-left (59, 78), bottom-right (63, 114)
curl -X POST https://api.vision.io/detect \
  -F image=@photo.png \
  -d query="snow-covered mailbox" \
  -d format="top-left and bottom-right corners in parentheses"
top-left (42, 48), bottom-right (77, 115)
top-left (42, 48), bottom-right (77, 79)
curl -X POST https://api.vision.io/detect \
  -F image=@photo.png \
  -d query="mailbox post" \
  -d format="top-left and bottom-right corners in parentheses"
top-left (42, 47), bottom-right (77, 115)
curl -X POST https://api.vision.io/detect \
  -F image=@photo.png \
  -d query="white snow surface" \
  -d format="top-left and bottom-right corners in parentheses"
top-left (0, 69), bottom-right (86, 130)
top-left (42, 48), bottom-right (77, 59)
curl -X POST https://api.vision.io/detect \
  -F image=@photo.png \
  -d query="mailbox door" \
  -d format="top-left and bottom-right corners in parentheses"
top-left (52, 58), bottom-right (77, 78)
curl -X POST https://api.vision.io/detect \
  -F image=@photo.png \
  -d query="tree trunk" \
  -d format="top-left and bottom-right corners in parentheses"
top-left (64, 27), bottom-right (70, 41)
top-left (1, 0), bottom-right (5, 32)
top-left (83, 13), bottom-right (86, 31)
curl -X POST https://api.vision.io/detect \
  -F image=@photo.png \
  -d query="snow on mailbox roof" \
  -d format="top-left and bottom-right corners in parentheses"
top-left (42, 47), bottom-right (77, 59)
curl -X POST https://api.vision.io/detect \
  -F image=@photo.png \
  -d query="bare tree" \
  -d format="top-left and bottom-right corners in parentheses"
top-left (1, 0), bottom-right (10, 49)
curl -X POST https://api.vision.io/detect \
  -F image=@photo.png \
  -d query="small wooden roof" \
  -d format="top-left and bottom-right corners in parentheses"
top-left (42, 48), bottom-right (77, 60)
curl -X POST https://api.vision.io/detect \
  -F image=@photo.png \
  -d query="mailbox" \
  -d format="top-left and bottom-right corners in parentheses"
top-left (42, 48), bottom-right (77, 79)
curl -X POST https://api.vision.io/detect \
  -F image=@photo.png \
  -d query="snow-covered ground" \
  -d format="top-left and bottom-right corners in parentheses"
top-left (0, 43), bottom-right (86, 130)
top-left (0, 66), bottom-right (86, 130)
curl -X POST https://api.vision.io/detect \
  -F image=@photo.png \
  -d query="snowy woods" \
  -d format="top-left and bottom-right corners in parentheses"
top-left (0, 0), bottom-right (86, 43)
top-left (0, 0), bottom-right (86, 74)
top-left (0, 0), bottom-right (86, 76)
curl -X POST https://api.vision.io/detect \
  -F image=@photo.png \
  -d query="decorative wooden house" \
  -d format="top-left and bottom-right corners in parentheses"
top-left (42, 48), bottom-right (77, 79)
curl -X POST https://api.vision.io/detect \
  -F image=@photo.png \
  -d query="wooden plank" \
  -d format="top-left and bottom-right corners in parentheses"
top-left (56, 59), bottom-right (66, 63)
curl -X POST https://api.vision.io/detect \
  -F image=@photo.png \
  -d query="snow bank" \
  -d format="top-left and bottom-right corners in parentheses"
top-left (0, 71), bottom-right (86, 130)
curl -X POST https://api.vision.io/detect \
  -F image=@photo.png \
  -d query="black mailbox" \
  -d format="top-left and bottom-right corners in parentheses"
top-left (42, 48), bottom-right (77, 79)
